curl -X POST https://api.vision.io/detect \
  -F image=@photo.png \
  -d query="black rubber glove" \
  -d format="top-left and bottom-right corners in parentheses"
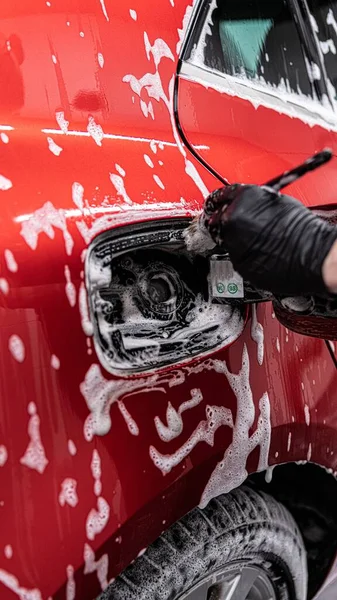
top-left (205, 184), bottom-right (337, 296)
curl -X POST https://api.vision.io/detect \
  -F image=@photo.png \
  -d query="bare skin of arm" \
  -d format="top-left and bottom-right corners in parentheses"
top-left (322, 240), bottom-right (337, 294)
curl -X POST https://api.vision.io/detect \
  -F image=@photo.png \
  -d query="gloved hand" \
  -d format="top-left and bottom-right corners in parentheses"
top-left (205, 184), bottom-right (337, 296)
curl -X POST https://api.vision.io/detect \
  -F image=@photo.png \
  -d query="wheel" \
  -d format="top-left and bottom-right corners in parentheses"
top-left (98, 486), bottom-right (307, 600)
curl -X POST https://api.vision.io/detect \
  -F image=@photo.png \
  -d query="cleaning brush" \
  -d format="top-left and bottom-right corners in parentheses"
top-left (183, 148), bottom-right (333, 255)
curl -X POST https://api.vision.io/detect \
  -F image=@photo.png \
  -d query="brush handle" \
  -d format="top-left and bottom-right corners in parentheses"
top-left (265, 148), bottom-right (333, 193)
top-left (200, 149), bottom-right (333, 230)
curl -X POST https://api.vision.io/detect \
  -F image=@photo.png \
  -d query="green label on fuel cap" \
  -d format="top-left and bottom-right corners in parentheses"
top-left (227, 283), bottom-right (238, 295)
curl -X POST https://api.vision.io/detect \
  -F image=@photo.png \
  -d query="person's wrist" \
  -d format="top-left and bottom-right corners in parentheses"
top-left (322, 239), bottom-right (337, 293)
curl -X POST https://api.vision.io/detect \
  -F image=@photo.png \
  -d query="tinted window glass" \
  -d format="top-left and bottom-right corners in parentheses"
top-left (195, 0), bottom-right (313, 98)
top-left (307, 0), bottom-right (337, 98)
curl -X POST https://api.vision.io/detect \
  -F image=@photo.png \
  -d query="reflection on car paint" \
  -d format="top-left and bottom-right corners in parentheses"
top-left (0, 1), bottom-right (337, 598)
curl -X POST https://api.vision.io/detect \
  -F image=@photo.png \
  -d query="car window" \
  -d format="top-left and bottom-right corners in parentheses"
top-left (190, 0), bottom-right (314, 99)
top-left (307, 0), bottom-right (337, 99)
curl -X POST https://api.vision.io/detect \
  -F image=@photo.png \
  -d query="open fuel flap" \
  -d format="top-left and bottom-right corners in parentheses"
top-left (85, 219), bottom-right (249, 376)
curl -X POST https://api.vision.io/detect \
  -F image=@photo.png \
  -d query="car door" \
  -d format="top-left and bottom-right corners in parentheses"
top-left (175, 0), bottom-right (337, 206)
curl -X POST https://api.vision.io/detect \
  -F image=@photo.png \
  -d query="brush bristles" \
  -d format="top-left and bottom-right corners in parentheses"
top-left (183, 216), bottom-right (216, 255)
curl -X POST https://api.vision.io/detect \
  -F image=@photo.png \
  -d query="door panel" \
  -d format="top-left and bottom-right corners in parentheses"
top-left (176, 0), bottom-right (337, 205)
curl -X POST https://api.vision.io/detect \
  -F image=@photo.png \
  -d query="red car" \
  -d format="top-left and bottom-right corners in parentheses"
top-left (1, 1), bottom-right (337, 599)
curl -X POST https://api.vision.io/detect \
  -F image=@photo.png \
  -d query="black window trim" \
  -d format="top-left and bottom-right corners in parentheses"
top-left (296, 0), bottom-right (337, 108)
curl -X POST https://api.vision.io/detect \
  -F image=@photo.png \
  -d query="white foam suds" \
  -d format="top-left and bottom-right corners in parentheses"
top-left (200, 346), bottom-right (271, 508)
top-left (129, 9), bottom-right (137, 21)
top-left (51, 354), bottom-right (60, 369)
top-left (59, 478), bottom-right (78, 507)
top-left (276, 338), bottom-right (281, 353)
top-left (115, 164), bottom-right (126, 177)
top-left (98, 52), bottom-right (104, 68)
top-left (28, 402), bottom-right (36, 416)
top-left (66, 565), bottom-right (75, 600)
top-left (153, 174), bottom-right (165, 189)
top-left (79, 282), bottom-right (94, 336)
top-left (287, 432), bottom-right (292, 452)
top-left (117, 401), bottom-right (139, 436)
top-left (0, 175), bottom-right (12, 191)
top-left (320, 39), bottom-right (336, 54)
top-left (177, 4), bottom-right (193, 55)
top-left (150, 140), bottom-right (157, 153)
top-left (304, 404), bottom-right (310, 426)
top-left (251, 305), bottom-right (264, 365)
top-left (86, 497), bottom-right (110, 541)
top-left (181, 56), bottom-right (337, 132)
top-left (305, 57), bottom-right (321, 82)
top-left (144, 33), bottom-right (174, 68)
top-left (155, 403), bottom-right (183, 442)
top-left (123, 71), bottom-right (158, 98)
top-left (150, 403), bottom-right (233, 473)
top-left (4, 546), bottom-right (12, 559)
top-left (4, 249), bottom-right (18, 273)
top-left (47, 137), bottom-right (62, 156)
top-left (20, 201), bottom-right (74, 255)
top-left (55, 110), bottom-right (69, 133)
top-left (265, 465), bottom-right (275, 483)
top-left (123, 31), bottom-right (210, 199)
top-left (189, 0), bottom-right (217, 65)
top-left (307, 443), bottom-right (312, 462)
top-left (72, 182), bottom-right (84, 211)
top-left (64, 265), bottom-right (76, 307)
top-left (99, 0), bottom-right (109, 21)
top-left (154, 388), bottom-right (203, 442)
top-left (1, 133), bottom-right (9, 143)
top-left (0, 446), bottom-right (8, 467)
top-left (20, 403), bottom-right (48, 474)
top-left (0, 569), bottom-right (42, 600)
top-left (144, 154), bottom-right (154, 168)
top-left (81, 364), bottom-right (163, 439)
top-left (84, 544), bottom-right (109, 590)
top-left (87, 116), bottom-right (104, 146)
top-left (86, 450), bottom-right (110, 540)
top-left (185, 160), bottom-right (209, 198)
top-left (140, 99), bottom-right (154, 119)
top-left (0, 279), bottom-right (9, 294)
top-left (91, 449), bottom-right (102, 496)
top-left (327, 8), bottom-right (337, 35)
top-left (8, 335), bottom-right (25, 363)
top-left (81, 302), bottom-right (244, 438)
top-left (68, 439), bottom-right (77, 456)
top-left (81, 356), bottom-right (201, 439)
top-left (109, 173), bottom-right (132, 205)
top-left (310, 13), bottom-right (319, 33)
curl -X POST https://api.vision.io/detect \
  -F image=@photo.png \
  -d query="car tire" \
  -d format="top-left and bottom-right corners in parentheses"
top-left (99, 486), bottom-right (307, 600)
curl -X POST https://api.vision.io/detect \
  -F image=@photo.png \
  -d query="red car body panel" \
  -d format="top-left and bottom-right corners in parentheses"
top-left (0, 1), bottom-right (337, 599)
